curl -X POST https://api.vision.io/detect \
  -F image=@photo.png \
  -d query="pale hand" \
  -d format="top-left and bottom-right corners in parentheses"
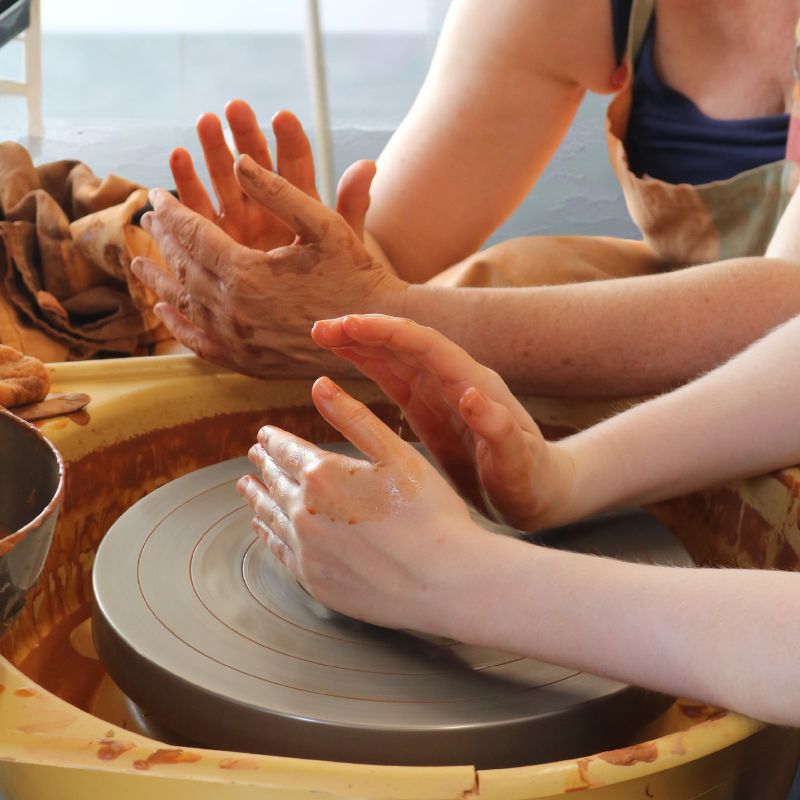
top-left (311, 314), bottom-right (576, 530)
top-left (237, 377), bottom-right (490, 635)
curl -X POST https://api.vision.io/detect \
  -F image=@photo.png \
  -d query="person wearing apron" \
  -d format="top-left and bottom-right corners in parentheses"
top-left (434, 0), bottom-right (796, 288)
top-left (135, 0), bottom-right (800, 399)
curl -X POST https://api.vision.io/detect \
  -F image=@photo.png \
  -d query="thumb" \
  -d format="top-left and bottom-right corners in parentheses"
top-left (235, 153), bottom-right (331, 242)
top-left (336, 160), bottom-right (377, 240)
top-left (311, 376), bottom-right (402, 465)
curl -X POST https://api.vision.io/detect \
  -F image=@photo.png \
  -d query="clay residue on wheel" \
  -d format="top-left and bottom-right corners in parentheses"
top-left (132, 748), bottom-right (202, 770)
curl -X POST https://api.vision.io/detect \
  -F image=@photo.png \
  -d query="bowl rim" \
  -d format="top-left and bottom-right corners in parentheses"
top-left (0, 407), bottom-right (65, 543)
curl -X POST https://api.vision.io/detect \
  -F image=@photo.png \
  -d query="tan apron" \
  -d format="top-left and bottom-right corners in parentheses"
top-left (434, 0), bottom-right (794, 288)
top-left (608, 0), bottom-right (789, 267)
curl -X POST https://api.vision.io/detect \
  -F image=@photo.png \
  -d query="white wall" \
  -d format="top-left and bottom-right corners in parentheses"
top-left (41, 0), bottom-right (436, 33)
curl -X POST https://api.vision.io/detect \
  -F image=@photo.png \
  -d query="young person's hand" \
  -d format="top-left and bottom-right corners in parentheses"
top-left (312, 314), bottom-right (576, 530)
top-left (237, 377), bottom-right (492, 635)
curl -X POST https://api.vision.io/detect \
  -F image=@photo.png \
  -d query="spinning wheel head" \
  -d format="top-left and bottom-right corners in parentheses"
top-left (93, 449), bottom-right (683, 767)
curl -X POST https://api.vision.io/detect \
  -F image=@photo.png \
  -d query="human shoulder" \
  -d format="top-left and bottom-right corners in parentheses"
top-left (443, 0), bottom-right (619, 94)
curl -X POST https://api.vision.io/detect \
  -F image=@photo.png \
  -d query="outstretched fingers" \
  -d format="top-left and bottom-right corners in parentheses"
top-left (313, 314), bottom-right (482, 385)
top-left (148, 190), bottom-right (237, 278)
top-left (151, 302), bottom-right (230, 366)
top-left (311, 377), bottom-right (405, 466)
top-left (235, 154), bottom-right (332, 242)
top-left (257, 426), bottom-right (326, 483)
top-left (237, 472), bottom-right (300, 578)
top-left (196, 111), bottom-right (243, 217)
top-left (273, 109), bottom-right (319, 200)
top-left (225, 99), bottom-right (274, 171)
top-left (169, 147), bottom-right (217, 220)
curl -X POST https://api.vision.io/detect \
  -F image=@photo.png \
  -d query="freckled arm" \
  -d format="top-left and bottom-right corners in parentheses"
top-left (390, 255), bottom-right (800, 397)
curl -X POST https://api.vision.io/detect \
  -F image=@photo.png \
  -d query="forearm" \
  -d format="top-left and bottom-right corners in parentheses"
top-left (453, 534), bottom-right (800, 725)
top-left (555, 312), bottom-right (800, 519)
top-left (383, 256), bottom-right (800, 397)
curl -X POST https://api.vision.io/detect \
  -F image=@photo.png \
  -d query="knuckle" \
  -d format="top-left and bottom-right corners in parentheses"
top-left (495, 409), bottom-right (517, 439)
top-left (176, 289), bottom-right (193, 318)
top-left (300, 455), bottom-right (327, 488)
top-left (341, 404), bottom-right (371, 431)
top-left (175, 214), bottom-right (201, 247)
top-left (265, 174), bottom-right (290, 199)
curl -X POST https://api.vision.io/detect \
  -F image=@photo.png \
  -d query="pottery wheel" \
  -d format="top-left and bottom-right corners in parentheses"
top-left (93, 448), bottom-right (687, 768)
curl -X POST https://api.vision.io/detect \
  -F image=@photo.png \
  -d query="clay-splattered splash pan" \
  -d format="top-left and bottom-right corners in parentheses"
top-left (92, 449), bottom-right (688, 770)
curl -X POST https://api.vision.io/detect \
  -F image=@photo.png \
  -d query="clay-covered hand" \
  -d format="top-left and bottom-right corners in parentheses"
top-left (170, 100), bottom-right (319, 251)
top-left (131, 158), bottom-right (407, 377)
top-left (237, 377), bottom-right (491, 633)
top-left (311, 314), bottom-right (575, 530)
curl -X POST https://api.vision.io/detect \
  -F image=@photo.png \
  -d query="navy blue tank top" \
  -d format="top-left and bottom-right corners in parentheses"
top-left (611, 0), bottom-right (788, 185)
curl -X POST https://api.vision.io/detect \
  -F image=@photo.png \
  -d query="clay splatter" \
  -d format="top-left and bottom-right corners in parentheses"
top-left (97, 739), bottom-right (134, 761)
top-left (218, 757), bottom-right (259, 770)
top-left (133, 748), bottom-right (202, 771)
top-left (598, 741), bottom-right (658, 767)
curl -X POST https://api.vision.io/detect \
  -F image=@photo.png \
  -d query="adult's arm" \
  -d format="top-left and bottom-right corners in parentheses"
top-left (366, 0), bottom-right (619, 282)
top-left (399, 255), bottom-right (800, 396)
top-left (134, 161), bottom-right (800, 397)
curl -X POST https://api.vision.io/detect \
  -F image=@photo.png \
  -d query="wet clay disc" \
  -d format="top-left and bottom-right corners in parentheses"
top-left (93, 450), bottom-right (685, 768)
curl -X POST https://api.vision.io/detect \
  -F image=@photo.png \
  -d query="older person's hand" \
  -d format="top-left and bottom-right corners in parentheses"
top-left (131, 157), bottom-right (408, 377)
top-left (170, 101), bottom-right (319, 251)
top-left (237, 376), bottom-right (493, 634)
top-left (311, 314), bottom-right (576, 530)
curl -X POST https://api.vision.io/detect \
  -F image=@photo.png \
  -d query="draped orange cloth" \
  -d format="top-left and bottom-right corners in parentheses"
top-left (0, 142), bottom-right (171, 361)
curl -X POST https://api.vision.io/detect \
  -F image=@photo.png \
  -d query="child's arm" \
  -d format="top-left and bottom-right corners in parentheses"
top-left (240, 379), bottom-right (800, 727)
top-left (553, 311), bottom-right (800, 521)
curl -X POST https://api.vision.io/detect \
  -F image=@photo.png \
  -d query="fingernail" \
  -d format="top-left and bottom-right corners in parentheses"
top-left (237, 154), bottom-right (256, 178)
top-left (316, 376), bottom-right (340, 400)
top-left (236, 475), bottom-right (251, 495)
top-left (152, 303), bottom-right (165, 321)
top-left (140, 212), bottom-right (153, 233)
top-left (465, 388), bottom-right (488, 415)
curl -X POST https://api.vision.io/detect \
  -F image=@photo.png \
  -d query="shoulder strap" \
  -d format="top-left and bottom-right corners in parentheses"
top-left (610, 0), bottom-right (634, 64)
top-left (626, 0), bottom-right (655, 63)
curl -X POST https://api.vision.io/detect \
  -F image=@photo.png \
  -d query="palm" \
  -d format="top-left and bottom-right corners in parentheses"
top-left (170, 101), bottom-right (318, 252)
top-left (313, 317), bottom-right (528, 514)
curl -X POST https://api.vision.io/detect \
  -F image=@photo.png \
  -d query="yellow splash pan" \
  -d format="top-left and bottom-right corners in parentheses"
top-left (1, 355), bottom-right (798, 799)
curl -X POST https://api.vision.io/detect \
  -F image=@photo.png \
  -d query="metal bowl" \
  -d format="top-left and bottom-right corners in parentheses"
top-left (0, 408), bottom-right (64, 635)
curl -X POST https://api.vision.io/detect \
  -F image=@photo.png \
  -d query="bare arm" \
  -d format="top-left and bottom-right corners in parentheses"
top-left (557, 312), bottom-right (800, 517)
top-left (465, 534), bottom-right (800, 726)
top-left (399, 255), bottom-right (800, 396)
top-left (136, 159), bottom-right (800, 398)
top-left (240, 376), bottom-right (800, 727)
top-left (367, 0), bottom-right (618, 282)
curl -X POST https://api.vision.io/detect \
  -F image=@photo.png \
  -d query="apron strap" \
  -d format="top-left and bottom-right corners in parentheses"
top-left (625, 0), bottom-right (655, 65)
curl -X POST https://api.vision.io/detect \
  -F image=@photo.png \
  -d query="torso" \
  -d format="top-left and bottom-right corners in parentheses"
top-left (651, 0), bottom-right (799, 119)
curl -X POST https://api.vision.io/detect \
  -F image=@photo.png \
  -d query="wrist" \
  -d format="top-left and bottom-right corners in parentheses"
top-left (423, 517), bottom-right (503, 643)
top-left (367, 272), bottom-right (415, 319)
